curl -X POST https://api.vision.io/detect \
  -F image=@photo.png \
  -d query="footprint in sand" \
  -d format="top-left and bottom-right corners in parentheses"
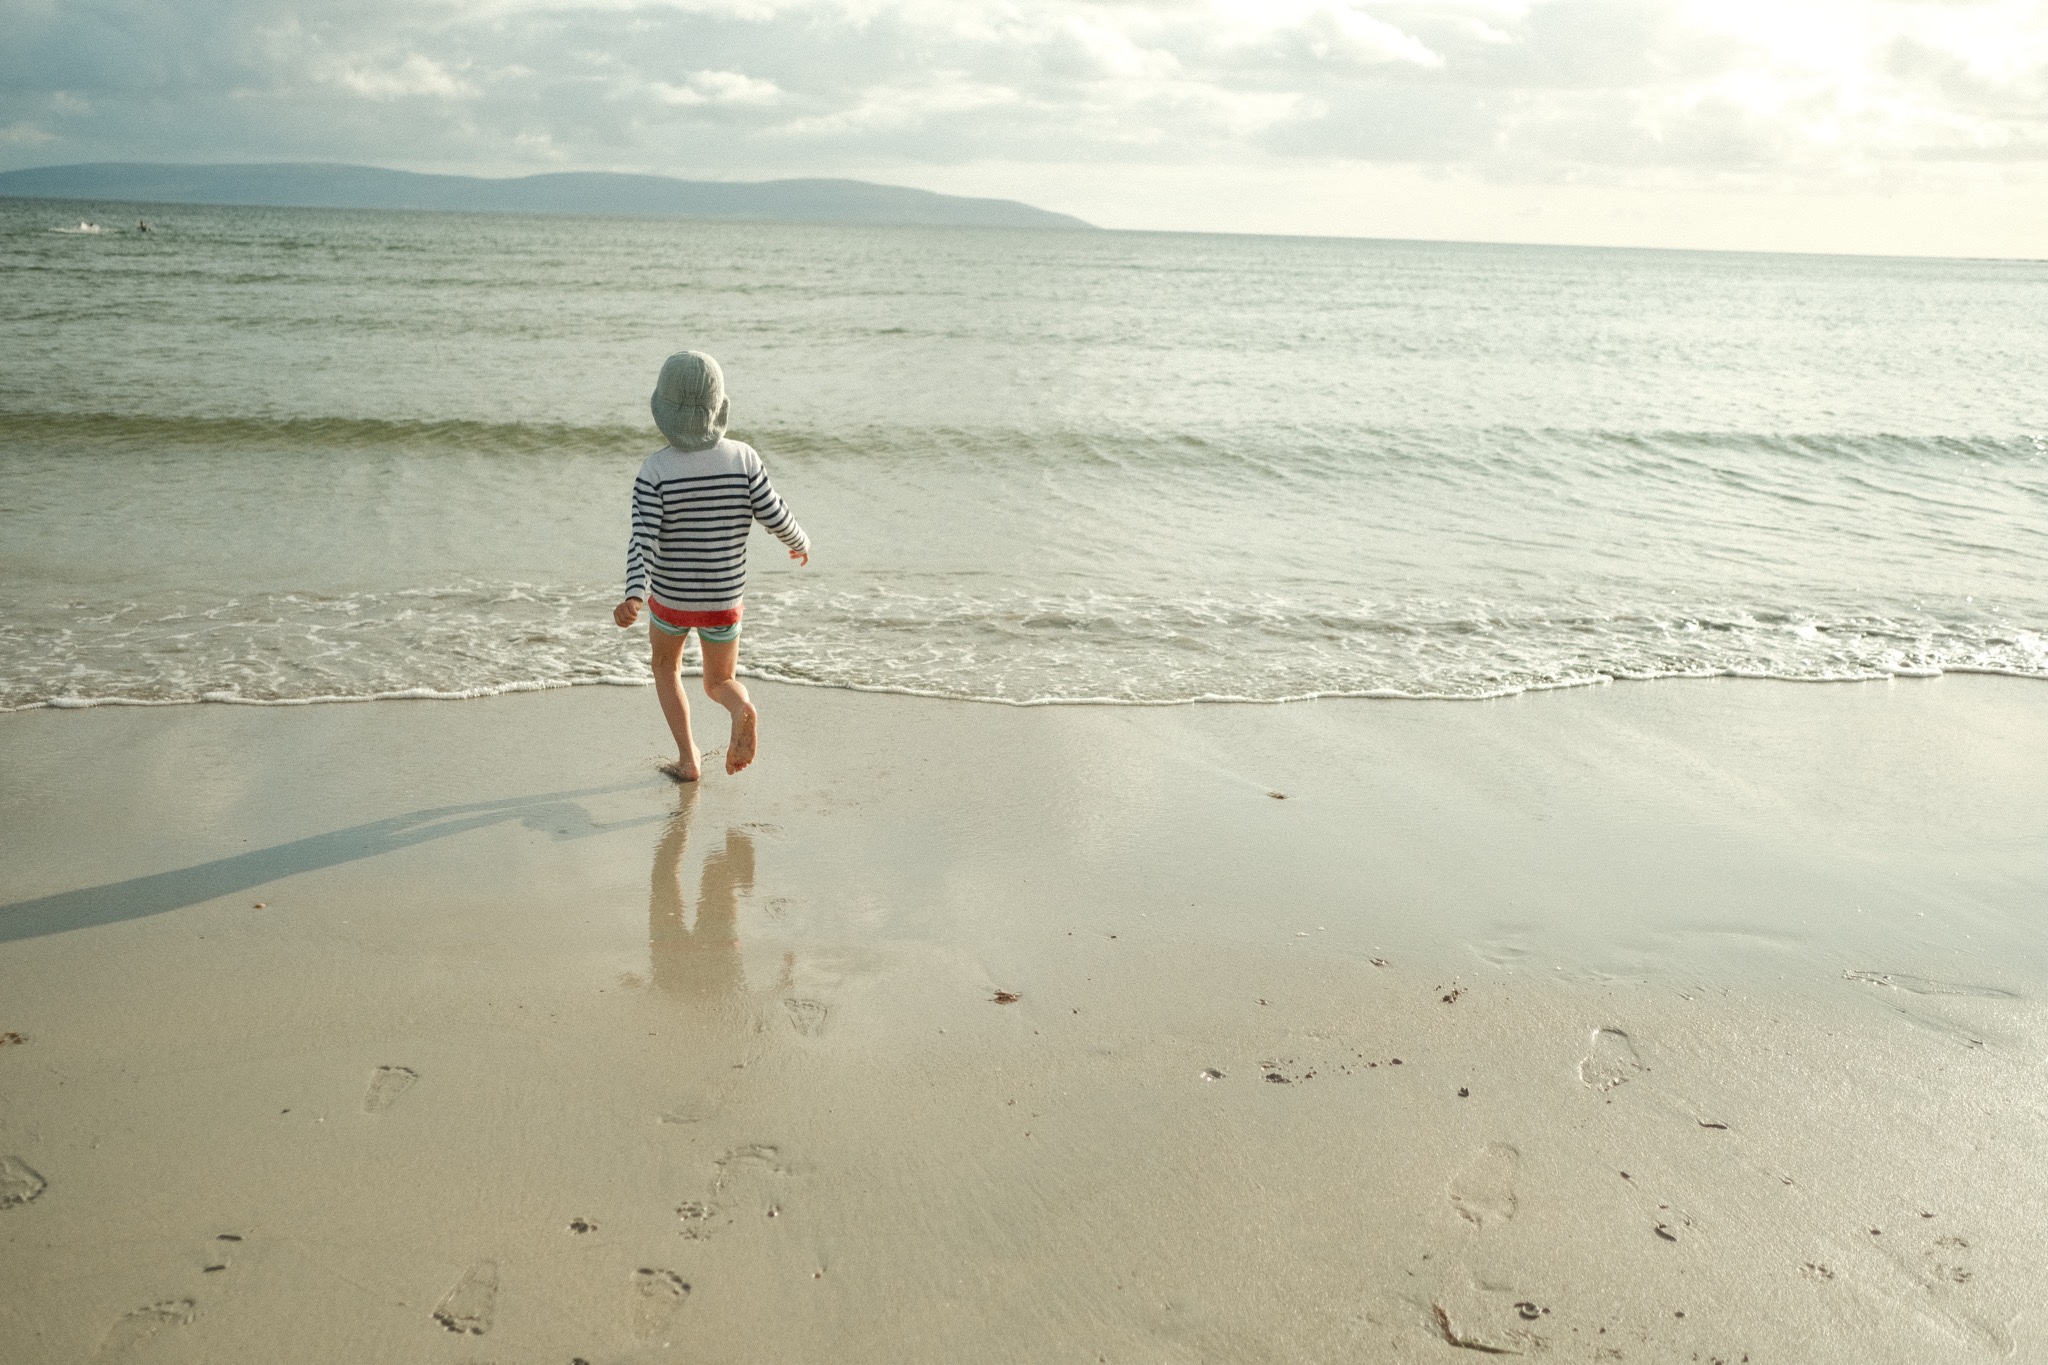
top-left (1830, 1229), bottom-right (2013, 1354)
top-left (716, 1144), bottom-right (786, 1180)
top-left (1845, 971), bottom-right (2019, 1000)
top-left (676, 1145), bottom-right (791, 1238)
top-left (0, 1155), bottom-right (47, 1208)
top-left (432, 1261), bottom-right (498, 1335)
top-left (1897, 1232), bottom-right (2008, 1348)
top-left (783, 998), bottom-right (828, 1037)
top-left (719, 1145), bottom-right (790, 1210)
top-left (659, 1089), bottom-right (725, 1126)
top-left (1927, 1235), bottom-right (1975, 1285)
top-left (362, 1065), bottom-right (419, 1114)
top-left (96, 1300), bottom-right (195, 1359)
top-left (632, 1268), bottom-right (691, 1338)
top-left (1578, 1028), bottom-right (1643, 1092)
top-left (1447, 1144), bottom-right (1520, 1228)
top-left (675, 1200), bottom-right (722, 1240)
top-left (1473, 929), bottom-right (1537, 969)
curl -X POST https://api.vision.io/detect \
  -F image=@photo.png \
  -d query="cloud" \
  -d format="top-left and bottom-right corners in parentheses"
top-left (646, 70), bottom-right (784, 107)
top-left (1209, 1), bottom-right (1447, 68)
top-left (328, 53), bottom-right (477, 100)
top-left (0, 0), bottom-right (2043, 222)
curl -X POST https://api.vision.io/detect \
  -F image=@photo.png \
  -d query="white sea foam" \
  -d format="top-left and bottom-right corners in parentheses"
top-left (14, 658), bottom-right (2029, 716)
top-left (11, 675), bottom-right (652, 713)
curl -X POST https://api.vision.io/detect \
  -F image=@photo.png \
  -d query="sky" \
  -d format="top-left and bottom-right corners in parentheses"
top-left (3, 0), bottom-right (2046, 255)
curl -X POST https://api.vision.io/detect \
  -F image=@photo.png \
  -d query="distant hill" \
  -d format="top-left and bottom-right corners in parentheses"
top-left (0, 162), bottom-right (1095, 231)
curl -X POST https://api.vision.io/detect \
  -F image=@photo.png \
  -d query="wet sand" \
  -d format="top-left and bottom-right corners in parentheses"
top-left (2, 676), bottom-right (2045, 1362)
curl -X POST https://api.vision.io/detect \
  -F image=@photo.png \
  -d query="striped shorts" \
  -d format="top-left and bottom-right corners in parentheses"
top-left (648, 599), bottom-right (742, 643)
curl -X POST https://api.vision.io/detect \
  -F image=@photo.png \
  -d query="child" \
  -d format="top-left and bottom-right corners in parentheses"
top-left (614, 351), bottom-right (809, 780)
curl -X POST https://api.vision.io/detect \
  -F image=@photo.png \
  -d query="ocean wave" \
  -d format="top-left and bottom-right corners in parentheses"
top-left (5, 406), bottom-right (2043, 714)
top-left (2, 408), bottom-right (2040, 473)
top-left (0, 410), bottom-right (652, 459)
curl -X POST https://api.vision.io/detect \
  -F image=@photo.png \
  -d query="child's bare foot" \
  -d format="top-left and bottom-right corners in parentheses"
top-left (659, 751), bottom-right (702, 783)
top-left (725, 705), bottom-right (758, 775)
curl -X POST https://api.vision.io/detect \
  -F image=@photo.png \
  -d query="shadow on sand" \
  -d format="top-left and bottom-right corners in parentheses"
top-left (0, 780), bottom-right (665, 944)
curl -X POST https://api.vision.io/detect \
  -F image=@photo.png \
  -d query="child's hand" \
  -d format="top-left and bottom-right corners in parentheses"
top-left (614, 597), bottom-right (643, 627)
top-left (791, 549), bottom-right (810, 567)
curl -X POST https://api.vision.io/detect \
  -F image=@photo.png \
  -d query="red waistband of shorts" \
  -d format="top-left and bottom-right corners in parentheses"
top-left (647, 600), bottom-right (743, 629)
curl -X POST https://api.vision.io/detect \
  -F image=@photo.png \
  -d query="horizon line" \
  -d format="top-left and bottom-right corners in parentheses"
top-left (3, 157), bottom-right (2043, 265)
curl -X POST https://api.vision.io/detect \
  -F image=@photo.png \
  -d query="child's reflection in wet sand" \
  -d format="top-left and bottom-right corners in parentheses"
top-left (648, 791), bottom-right (753, 1022)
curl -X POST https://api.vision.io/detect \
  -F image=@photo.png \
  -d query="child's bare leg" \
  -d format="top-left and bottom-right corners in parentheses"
top-left (698, 638), bottom-right (758, 775)
top-left (650, 627), bottom-right (702, 782)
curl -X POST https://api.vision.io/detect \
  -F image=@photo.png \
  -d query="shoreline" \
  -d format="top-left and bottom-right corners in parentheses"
top-left (9, 660), bottom-right (2048, 716)
top-left (3, 675), bottom-right (2045, 1360)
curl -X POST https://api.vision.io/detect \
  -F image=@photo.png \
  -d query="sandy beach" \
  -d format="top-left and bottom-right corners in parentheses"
top-left (2, 677), bottom-right (2046, 1362)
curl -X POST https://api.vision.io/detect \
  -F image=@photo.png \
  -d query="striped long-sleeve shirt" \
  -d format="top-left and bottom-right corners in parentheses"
top-left (624, 439), bottom-right (809, 614)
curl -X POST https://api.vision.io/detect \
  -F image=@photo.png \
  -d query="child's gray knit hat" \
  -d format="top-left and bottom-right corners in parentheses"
top-left (650, 351), bottom-right (730, 451)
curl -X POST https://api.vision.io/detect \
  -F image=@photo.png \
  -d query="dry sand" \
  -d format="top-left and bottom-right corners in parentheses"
top-left (2, 676), bottom-right (2046, 1363)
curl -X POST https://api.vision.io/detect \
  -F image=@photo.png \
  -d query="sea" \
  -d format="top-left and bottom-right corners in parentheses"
top-left (2, 197), bottom-right (2044, 712)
